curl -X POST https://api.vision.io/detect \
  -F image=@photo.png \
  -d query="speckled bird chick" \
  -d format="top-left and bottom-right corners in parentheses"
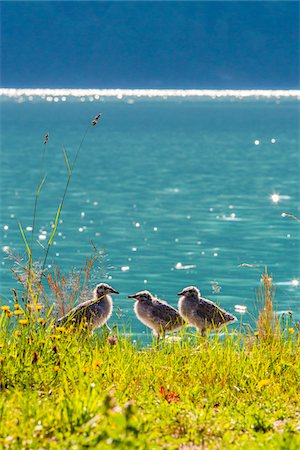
top-left (56, 283), bottom-right (119, 332)
top-left (178, 286), bottom-right (237, 336)
top-left (128, 290), bottom-right (185, 344)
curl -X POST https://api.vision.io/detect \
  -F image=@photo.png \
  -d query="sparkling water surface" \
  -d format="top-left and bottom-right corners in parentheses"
top-left (1, 96), bottom-right (299, 338)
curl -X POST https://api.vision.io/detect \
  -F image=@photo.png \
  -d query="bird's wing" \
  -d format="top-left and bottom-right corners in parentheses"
top-left (151, 300), bottom-right (182, 325)
top-left (57, 298), bottom-right (97, 324)
top-left (197, 297), bottom-right (233, 326)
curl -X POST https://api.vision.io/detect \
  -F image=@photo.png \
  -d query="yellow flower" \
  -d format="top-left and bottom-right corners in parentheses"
top-left (50, 334), bottom-right (61, 340)
top-left (83, 367), bottom-right (90, 374)
top-left (93, 359), bottom-right (101, 369)
top-left (1, 305), bottom-right (10, 312)
top-left (254, 331), bottom-right (259, 336)
top-left (13, 330), bottom-right (21, 337)
top-left (36, 305), bottom-right (43, 311)
top-left (37, 318), bottom-right (44, 324)
top-left (18, 319), bottom-right (29, 325)
top-left (14, 303), bottom-right (21, 309)
top-left (0, 357), bottom-right (4, 363)
top-left (0, 344), bottom-right (3, 349)
top-left (56, 327), bottom-right (66, 333)
top-left (288, 328), bottom-right (295, 334)
top-left (257, 379), bottom-right (272, 390)
top-left (53, 365), bottom-right (60, 372)
top-left (13, 310), bottom-right (24, 315)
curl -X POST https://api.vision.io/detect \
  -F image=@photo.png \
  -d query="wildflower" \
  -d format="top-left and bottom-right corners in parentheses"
top-left (13, 330), bottom-right (21, 337)
top-left (56, 326), bottom-right (66, 333)
top-left (13, 309), bottom-right (24, 315)
top-left (288, 328), bottom-right (295, 334)
top-left (1, 305), bottom-right (10, 312)
top-left (257, 379), bottom-right (272, 390)
top-left (19, 319), bottom-right (29, 325)
top-left (254, 331), bottom-right (259, 336)
top-left (92, 113), bottom-right (102, 126)
top-left (83, 367), bottom-right (90, 374)
top-left (43, 132), bottom-right (49, 145)
top-left (159, 386), bottom-right (180, 403)
top-left (53, 365), bottom-right (60, 372)
top-left (36, 305), bottom-right (43, 311)
top-left (0, 357), bottom-right (4, 363)
top-left (14, 303), bottom-right (21, 309)
top-left (37, 317), bottom-right (44, 324)
top-left (107, 335), bottom-right (118, 346)
top-left (50, 334), bottom-right (61, 340)
top-left (92, 359), bottom-right (101, 369)
top-left (0, 343), bottom-right (3, 349)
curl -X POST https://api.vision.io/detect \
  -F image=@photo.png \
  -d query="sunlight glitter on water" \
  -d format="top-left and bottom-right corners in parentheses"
top-left (276, 280), bottom-right (299, 287)
top-left (1, 88), bottom-right (300, 101)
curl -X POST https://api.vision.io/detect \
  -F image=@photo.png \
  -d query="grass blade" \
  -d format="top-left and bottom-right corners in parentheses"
top-left (37, 173), bottom-right (47, 196)
top-left (48, 201), bottom-right (63, 246)
top-left (63, 149), bottom-right (71, 176)
top-left (18, 222), bottom-right (32, 261)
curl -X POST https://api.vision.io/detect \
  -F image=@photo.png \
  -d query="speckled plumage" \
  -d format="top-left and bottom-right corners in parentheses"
top-left (178, 286), bottom-right (237, 336)
top-left (128, 290), bottom-right (184, 343)
top-left (56, 283), bottom-right (119, 331)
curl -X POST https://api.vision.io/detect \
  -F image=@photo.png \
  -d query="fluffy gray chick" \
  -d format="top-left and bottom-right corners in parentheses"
top-left (128, 290), bottom-right (184, 344)
top-left (56, 283), bottom-right (119, 332)
top-left (178, 286), bottom-right (237, 336)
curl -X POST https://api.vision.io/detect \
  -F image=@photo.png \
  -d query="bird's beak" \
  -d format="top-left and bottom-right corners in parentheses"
top-left (128, 294), bottom-right (137, 299)
top-left (177, 291), bottom-right (184, 296)
top-left (110, 288), bottom-right (119, 294)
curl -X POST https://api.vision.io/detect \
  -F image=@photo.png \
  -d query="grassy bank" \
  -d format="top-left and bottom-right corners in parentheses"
top-left (0, 303), bottom-right (299, 449)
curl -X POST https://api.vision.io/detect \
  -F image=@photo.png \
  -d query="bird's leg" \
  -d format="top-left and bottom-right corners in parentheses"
top-left (161, 330), bottom-right (166, 345)
top-left (101, 323), bottom-right (111, 341)
top-left (194, 328), bottom-right (207, 350)
top-left (156, 333), bottom-right (160, 348)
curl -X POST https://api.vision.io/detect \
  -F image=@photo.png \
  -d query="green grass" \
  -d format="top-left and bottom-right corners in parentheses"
top-left (0, 308), bottom-right (299, 449)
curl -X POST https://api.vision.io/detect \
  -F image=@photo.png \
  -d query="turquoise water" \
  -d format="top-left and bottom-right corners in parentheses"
top-left (1, 97), bottom-right (299, 336)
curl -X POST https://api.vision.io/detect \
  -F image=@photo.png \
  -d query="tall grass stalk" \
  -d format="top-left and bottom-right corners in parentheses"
top-left (40, 123), bottom-right (91, 281)
top-left (256, 271), bottom-right (280, 340)
top-left (21, 137), bottom-right (48, 304)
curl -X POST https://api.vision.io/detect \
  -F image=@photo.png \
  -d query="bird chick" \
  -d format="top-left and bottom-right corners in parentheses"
top-left (128, 290), bottom-right (184, 344)
top-left (177, 286), bottom-right (237, 336)
top-left (56, 283), bottom-right (119, 332)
